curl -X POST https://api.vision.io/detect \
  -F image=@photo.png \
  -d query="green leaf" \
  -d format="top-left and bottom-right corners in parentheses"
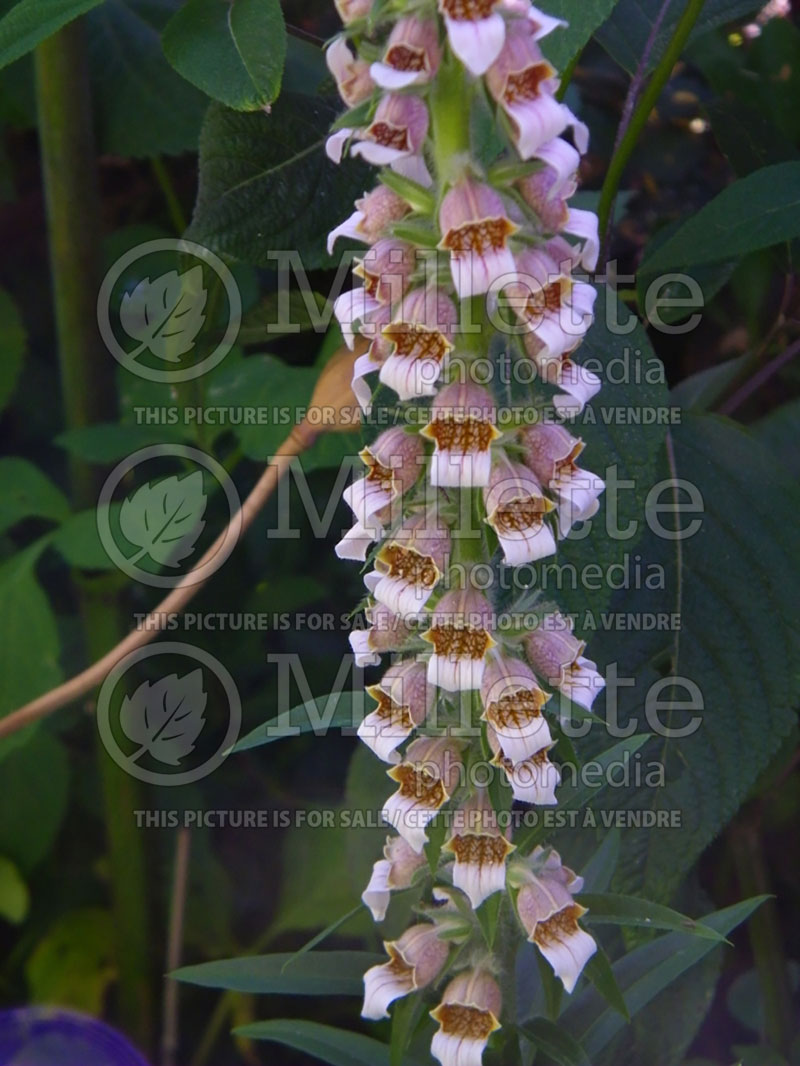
top-left (174, 950), bottom-right (382, 995)
top-left (669, 353), bottom-right (749, 413)
top-left (26, 908), bottom-right (115, 1014)
top-left (0, 729), bottom-right (69, 871)
top-left (596, 0), bottom-right (761, 75)
top-left (751, 398), bottom-right (800, 481)
top-left (163, 0), bottom-right (286, 111)
top-left (580, 830), bottom-right (620, 893)
top-left (57, 422), bottom-right (190, 463)
top-left (0, 458), bottom-right (69, 535)
top-left (520, 1017), bottom-right (590, 1066)
top-left (0, 286), bottom-right (25, 411)
top-left (51, 505), bottom-right (120, 570)
top-left (0, 542), bottom-right (63, 718)
top-left (583, 948), bottom-right (629, 1021)
top-left (578, 893), bottom-right (727, 941)
top-left (539, 0), bottom-right (619, 70)
top-left (233, 690), bottom-right (363, 752)
top-left (558, 896), bottom-right (768, 1057)
top-left (234, 1020), bottom-right (408, 1066)
top-left (0, 0), bottom-right (103, 70)
top-left (85, 0), bottom-right (209, 157)
top-left (188, 94), bottom-right (371, 270)
top-left (0, 855), bottom-right (28, 924)
top-left (639, 163), bottom-right (800, 280)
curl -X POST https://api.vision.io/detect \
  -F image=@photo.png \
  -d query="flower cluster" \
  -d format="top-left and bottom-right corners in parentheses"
top-left (327, 0), bottom-right (605, 1060)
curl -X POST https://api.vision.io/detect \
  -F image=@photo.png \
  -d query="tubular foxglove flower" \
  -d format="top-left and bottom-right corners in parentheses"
top-left (483, 454), bottom-right (557, 564)
top-left (371, 16), bottom-right (442, 88)
top-left (489, 728), bottom-right (561, 805)
top-left (383, 736), bottom-right (464, 851)
top-left (423, 586), bottom-right (497, 691)
top-left (362, 834), bottom-right (428, 920)
top-left (439, 178), bottom-right (518, 298)
top-left (354, 237), bottom-right (417, 304)
top-left (430, 969), bottom-right (502, 1066)
top-left (349, 601), bottom-right (415, 665)
top-left (520, 422), bottom-right (604, 535)
top-left (445, 790), bottom-right (515, 907)
top-left (366, 512), bottom-right (451, 619)
top-left (380, 287), bottom-right (459, 399)
top-left (421, 382), bottom-right (502, 487)
top-left (329, 93), bottom-right (430, 166)
top-left (480, 653), bottom-right (553, 762)
top-left (525, 612), bottom-right (605, 710)
top-left (359, 659), bottom-right (435, 762)
top-left (327, 184), bottom-right (411, 254)
top-left (343, 425), bottom-right (425, 530)
top-left (326, 37), bottom-right (376, 106)
top-left (362, 924), bottom-right (450, 1018)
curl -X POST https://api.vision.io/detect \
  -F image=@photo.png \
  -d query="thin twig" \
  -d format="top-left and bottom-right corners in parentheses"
top-left (719, 336), bottom-right (800, 416)
top-left (162, 827), bottom-right (193, 1066)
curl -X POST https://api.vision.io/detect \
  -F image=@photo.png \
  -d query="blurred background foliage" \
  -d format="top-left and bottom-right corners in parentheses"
top-left (0, 0), bottom-right (798, 1063)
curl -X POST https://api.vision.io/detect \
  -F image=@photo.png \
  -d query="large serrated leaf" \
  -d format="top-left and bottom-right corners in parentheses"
top-left (188, 94), bottom-right (372, 270)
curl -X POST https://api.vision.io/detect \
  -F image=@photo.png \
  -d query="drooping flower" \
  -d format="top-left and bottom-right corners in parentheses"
top-left (380, 287), bottom-right (458, 400)
top-left (327, 93), bottom-right (429, 166)
top-left (362, 923), bottom-right (449, 1019)
top-left (439, 177), bottom-right (517, 298)
top-left (371, 16), bottom-right (442, 89)
top-left (444, 789), bottom-right (515, 907)
top-left (349, 601), bottom-right (415, 665)
top-left (480, 653), bottom-right (552, 762)
top-left (515, 846), bottom-right (596, 992)
top-left (365, 512), bottom-right (451, 619)
top-left (359, 659), bottom-right (435, 763)
top-left (483, 454), bottom-right (556, 564)
top-left (334, 0), bottom-right (371, 26)
top-left (326, 37), bottom-right (375, 107)
top-left (438, 0), bottom-right (563, 77)
top-left (327, 184), bottom-right (411, 254)
top-left (485, 22), bottom-right (587, 159)
top-left (489, 729), bottom-right (560, 804)
top-left (524, 612), bottom-right (605, 711)
top-left (382, 736), bottom-right (464, 851)
top-left (354, 237), bottom-right (418, 304)
top-left (343, 425), bottom-right (425, 532)
top-left (520, 422), bottom-right (604, 535)
top-left (421, 382), bottom-right (502, 488)
top-left (430, 968), bottom-right (502, 1066)
top-left (423, 586), bottom-right (496, 692)
top-left (362, 834), bottom-right (428, 921)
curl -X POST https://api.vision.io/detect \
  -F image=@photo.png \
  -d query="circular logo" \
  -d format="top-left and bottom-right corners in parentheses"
top-left (97, 238), bottom-right (241, 383)
top-left (96, 642), bottom-right (241, 786)
top-left (96, 444), bottom-right (242, 589)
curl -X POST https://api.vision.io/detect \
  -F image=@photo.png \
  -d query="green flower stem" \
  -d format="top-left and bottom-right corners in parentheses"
top-left (596, 0), bottom-right (706, 262)
top-left (35, 25), bottom-right (154, 1050)
top-left (429, 52), bottom-right (472, 185)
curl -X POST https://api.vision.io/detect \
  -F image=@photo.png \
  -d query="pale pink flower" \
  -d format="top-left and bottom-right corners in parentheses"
top-left (382, 736), bottom-right (464, 851)
top-left (359, 659), bottom-right (434, 763)
top-left (488, 725), bottom-right (560, 804)
top-left (371, 17), bottom-right (442, 89)
top-left (439, 178), bottom-right (518, 298)
top-left (335, 0), bottom-right (371, 25)
top-left (326, 37), bottom-right (375, 107)
top-left (430, 969), bottom-right (502, 1066)
top-left (421, 383), bottom-right (502, 488)
top-left (444, 789), bottom-right (514, 907)
top-left (362, 835), bottom-right (427, 921)
top-left (335, 516), bottom-right (386, 562)
top-left (524, 612), bottom-right (605, 711)
top-left (486, 23), bottom-right (587, 159)
top-left (349, 601), bottom-right (415, 666)
top-left (327, 184), bottom-right (411, 255)
top-left (343, 425), bottom-right (425, 531)
top-left (327, 93), bottom-right (429, 166)
top-left (365, 513), bottom-right (451, 620)
top-left (423, 587), bottom-right (496, 692)
top-left (483, 454), bottom-right (556, 564)
top-left (353, 237), bottom-right (417, 305)
top-left (362, 923), bottom-right (449, 1018)
top-left (480, 653), bottom-right (552, 762)
top-left (516, 846), bottom-right (596, 992)
top-left (380, 287), bottom-right (458, 400)
top-left (520, 423), bottom-right (604, 535)
top-left (437, 0), bottom-right (563, 77)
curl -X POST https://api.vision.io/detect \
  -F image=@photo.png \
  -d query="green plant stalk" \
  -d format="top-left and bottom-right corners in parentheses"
top-left (35, 24), bottom-right (154, 1049)
top-left (429, 52), bottom-right (471, 185)
top-left (596, 0), bottom-right (706, 254)
top-left (728, 810), bottom-right (794, 1055)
